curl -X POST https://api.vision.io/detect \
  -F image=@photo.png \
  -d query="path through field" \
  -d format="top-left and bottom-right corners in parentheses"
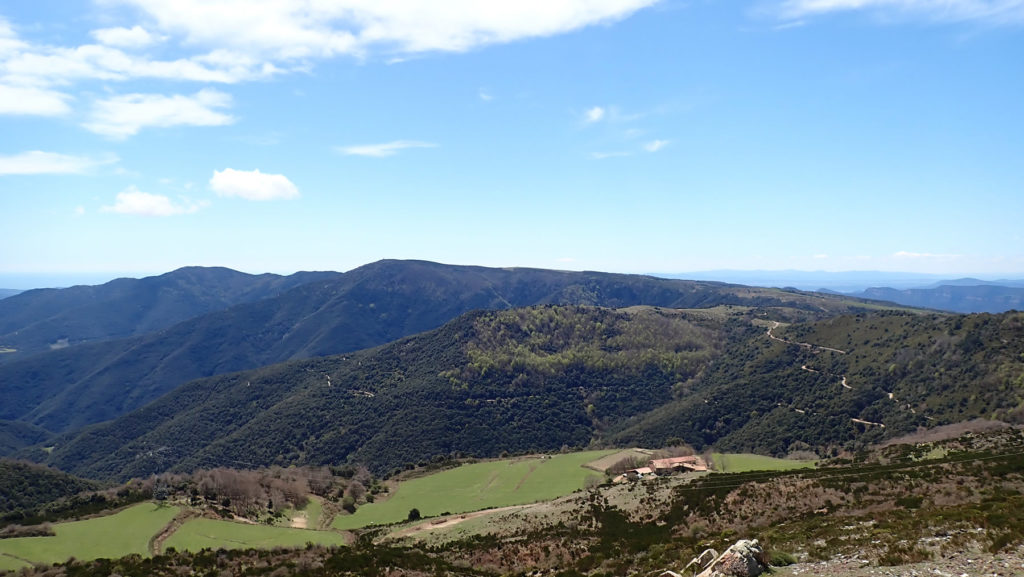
top-left (389, 505), bottom-right (531, 539)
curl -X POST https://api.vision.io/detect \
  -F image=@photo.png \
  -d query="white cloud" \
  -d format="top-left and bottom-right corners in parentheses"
top-left (0, 151), bottom-right (118, 175)
top-left (209, 168), bottom-right (299, 201)
top-left (584, 106), bottom-right (606, 123)
top-left (0, 3), bottom-right (655, 124)
top-left (107, 0), bottom-right (660, 58)
top-left (778, 0), bottom-right (1024, 24)
top-left (0, 84), bottom-right (72, 116)
top-left (101, 186), bottom-right (208, 216)
top-left (90, 25), bottom-right (164, 48)
top-left (83, 89), bottom-right (234, 138)
top-left (74, 206), bottom-right (85, 216)
top-left (337, 140), bottom-right (438, 157)
top-left (479, 88), bottom-right (493, 101)
top-left (3, 44), bottom-right (272, 85)
top-left (644, 139), bottom-right (669, 152)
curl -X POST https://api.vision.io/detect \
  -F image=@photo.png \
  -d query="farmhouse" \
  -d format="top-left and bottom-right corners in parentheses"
top-left (625, 467), bottom-right (654, 480)
top-left (650, 455), bottom-right (708, 474)
top-left (625, 455), bottom-right (708, 480)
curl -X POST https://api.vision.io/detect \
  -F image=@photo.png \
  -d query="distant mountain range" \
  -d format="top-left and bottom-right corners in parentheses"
top-left (0, 260), bottom-right (890, 434)
top-left (0, 289), bottom-right (21, 300)
top-left (661, 270), bottom-right (1024, 294)
top-left (658, 271), bottom-right (1024, 313)
top-left (844, 285), bottom-right (1024, 314)
top-left (0, 267), bottom-right (341, 360)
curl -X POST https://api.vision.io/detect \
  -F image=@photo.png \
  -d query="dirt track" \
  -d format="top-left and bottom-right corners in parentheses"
top-left (389, 505), bottom-right (531, 539)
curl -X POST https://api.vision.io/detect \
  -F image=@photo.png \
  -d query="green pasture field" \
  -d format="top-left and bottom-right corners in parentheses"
top-left (333, 450), bottom-right (612, 530)
top-left (712, 453), bottom-right (816, 473)
top-left (0, 503), bottom-right (179, 570)
top-left (164, 518), bottom-right (345, 552)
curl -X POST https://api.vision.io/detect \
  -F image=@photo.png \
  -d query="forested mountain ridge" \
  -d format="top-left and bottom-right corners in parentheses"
top-left (32, 306), bottom-right (741, 480)
top-left (613, 310), bottom-right (1024, 455)
top-left (0, 260), bottom-right (892, 434)
top-left (30, 305), bottom-right (1023, 482)
top-left (0, 266), bottom-right (341, 361)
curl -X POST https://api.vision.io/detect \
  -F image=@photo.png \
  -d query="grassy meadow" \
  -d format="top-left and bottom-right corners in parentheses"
top-left (333, 450), bottom-right (612, 530)
top-left (712, 453), bottom-right (816, 473)
top-left (164, 518), bottom-right (345, 552)
top-left (0, 503), bottom-right (179, 571)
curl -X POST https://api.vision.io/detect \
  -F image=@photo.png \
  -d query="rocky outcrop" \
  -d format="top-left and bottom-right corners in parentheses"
top-left (696, 539), bottom-right (767, 577)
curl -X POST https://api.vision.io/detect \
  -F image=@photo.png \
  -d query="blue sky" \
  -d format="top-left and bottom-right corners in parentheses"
top-left (1, 0), bottom-right (1022, 285)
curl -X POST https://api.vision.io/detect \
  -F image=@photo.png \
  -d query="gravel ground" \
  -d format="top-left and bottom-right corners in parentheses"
top-left (779, 548), bottom-right (1024, 577)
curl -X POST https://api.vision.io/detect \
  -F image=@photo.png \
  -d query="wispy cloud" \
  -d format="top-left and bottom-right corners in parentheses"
top-left (584, 106), bottom-right (606, 123)
top-left (777, 0), bottom-right (1024, 25)
top-left (210, 168), bottom-right (299, 201)
top-left (644, 139), bottom-right (669, 152)
top-left (1, 3), bottom-right (657, 125)
top-left (106, 0), bottom-right (660, 58)
top-left (101, 186), bottom-right (208, 216)
top-left (337, 140), bottom-right (437, 158)
top-left (0, 151), bottom-right (118, 175)
top-left (83, 89), bottom-right (234, 139)
top-left (479, 88), bottom-right (493, 101)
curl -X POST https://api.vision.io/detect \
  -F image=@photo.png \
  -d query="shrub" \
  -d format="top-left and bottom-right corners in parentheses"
top-left (768, 551), bottom-right (797, 566)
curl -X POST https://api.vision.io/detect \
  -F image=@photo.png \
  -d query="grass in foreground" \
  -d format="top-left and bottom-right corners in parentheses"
top-left (333, 450), bottom-right (613, 530)
top-left (0, 503), bottom-right (179, 569)
top-left (712, 453), bottom-right (816, 473)
top-left (164, 518), bottom-right (345, 552)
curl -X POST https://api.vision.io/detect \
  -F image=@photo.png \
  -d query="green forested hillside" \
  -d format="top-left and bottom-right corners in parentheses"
top-left (34, 305), bottom-right (1024, 482)
top-left (613, 311), bottom-right (1024, 455)
top-left (0, 421), bottom-right (51, 457)
top-left (0, 260), bottom-right (887, 433)
top-left (0, 460), bottom-right (102, 522)
top-left (39, 306), bottom-right (732, 480)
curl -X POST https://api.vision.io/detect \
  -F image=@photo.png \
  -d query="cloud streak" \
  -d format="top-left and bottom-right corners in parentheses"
top-left (778, 0), bottom-right (1024, 24)
top-left (106, 0), bottom-right (660, 58)
top-left (83, 89), bottom-right (234, 138)
top-left (337, 140), bottom-right (438, 157)
top-left (0, 151), bottom-right (118, 175)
